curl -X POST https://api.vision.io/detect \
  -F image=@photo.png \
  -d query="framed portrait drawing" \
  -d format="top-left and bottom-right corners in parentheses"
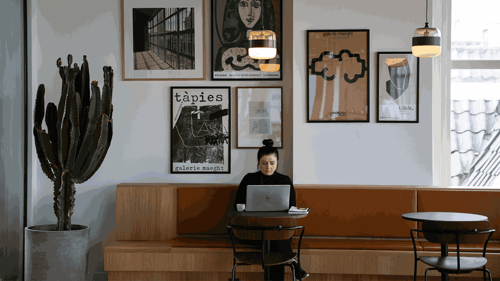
top-left (211, 0), bottom-right (283, 80)
top-left (121, 0), bottom-right (205, 80)
top-left (170, 87), bottom-right (231, 173)
top-left (236, 87), bottom-right (283, 148)
top-left (376, 52), bottom-right (419, 123)
top-left (306, 29), bottom-right (369, 122)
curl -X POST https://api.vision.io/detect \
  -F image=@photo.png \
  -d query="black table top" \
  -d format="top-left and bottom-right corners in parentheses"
top-left (228, 210), bottom-right (308, 218)
top-left (402, 212), bottom-right (488, 222)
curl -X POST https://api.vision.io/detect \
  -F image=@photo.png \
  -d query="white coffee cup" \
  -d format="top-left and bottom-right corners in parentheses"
top-left (236, 204), bottom-right (245, 212)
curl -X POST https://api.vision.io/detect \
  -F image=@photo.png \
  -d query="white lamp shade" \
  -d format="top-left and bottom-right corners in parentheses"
top-left (249, 47), bottom-right (277, 60)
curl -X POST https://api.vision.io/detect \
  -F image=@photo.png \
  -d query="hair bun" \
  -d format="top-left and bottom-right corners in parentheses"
top-left (262, 139), bottom-right (274, 147)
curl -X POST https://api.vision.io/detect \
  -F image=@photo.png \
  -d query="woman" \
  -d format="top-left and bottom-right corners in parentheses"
top-left (234, 139), bottom-right (308, 280)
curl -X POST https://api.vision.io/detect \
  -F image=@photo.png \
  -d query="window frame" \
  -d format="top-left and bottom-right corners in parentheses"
top-left (434, 0), bottom-right (500, 187)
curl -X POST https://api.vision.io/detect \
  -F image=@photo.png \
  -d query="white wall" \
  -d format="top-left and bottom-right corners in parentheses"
top-left (29, 0), bottom-right (293, 279)
top-left (293, 0), bottom-right (433, 185)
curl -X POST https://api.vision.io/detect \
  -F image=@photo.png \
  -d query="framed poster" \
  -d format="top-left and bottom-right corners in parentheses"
top-left (121, 0), bottom-right (205, 80)
top-left (236, 87), bottom-right (283, 148)
top-left (211, 0), bottom-right (283, 80)
top-left (170, 87), bottom-right (231, 173)
top-left (377, 52), bottom-right (419, 123)
top-left (306, 29), bottom-right (369, 122)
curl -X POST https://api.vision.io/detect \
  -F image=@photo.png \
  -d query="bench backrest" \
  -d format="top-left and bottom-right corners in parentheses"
top-left (115, 183), bottom-right (500, 240)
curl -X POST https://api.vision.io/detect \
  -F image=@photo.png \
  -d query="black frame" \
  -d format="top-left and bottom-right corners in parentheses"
top-left (376, 51), bottom-right (420, 123)
top-left (211, 0), bottom-right (283, 81)
top-left (306, 29), bottom-right (370, 123)
top-left (170, 86), bottom-right (231, 174)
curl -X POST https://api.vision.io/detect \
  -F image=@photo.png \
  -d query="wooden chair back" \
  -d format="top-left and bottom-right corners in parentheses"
top-left (230, 216), bottom-right (296, 241)
top-left (422, 220), bottom-right (491, 245)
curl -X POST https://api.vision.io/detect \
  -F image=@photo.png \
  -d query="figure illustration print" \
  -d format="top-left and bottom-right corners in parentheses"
top-left (212, 0), bottom-right (282, 80)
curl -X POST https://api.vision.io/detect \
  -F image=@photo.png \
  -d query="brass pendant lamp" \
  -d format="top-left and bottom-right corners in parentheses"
top-left (412, 0), bottom-right (441, 58)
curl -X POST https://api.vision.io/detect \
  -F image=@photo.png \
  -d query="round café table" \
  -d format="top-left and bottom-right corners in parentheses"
top-left (402, 212), bottom-right (488, 281)
top-left (228, 211), bottom-right (308, 281)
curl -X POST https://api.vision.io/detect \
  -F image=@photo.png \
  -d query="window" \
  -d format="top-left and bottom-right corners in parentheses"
top-left (448, 0), bottom-right (500, 186)
top-left (147, 8), bottom-right (195, 69)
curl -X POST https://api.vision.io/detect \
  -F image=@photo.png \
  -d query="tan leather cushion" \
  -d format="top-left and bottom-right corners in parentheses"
top-left (177, 186), bottom-right (238, 235)
top-left (168, 237), bottom-right (421, 251)
top-left (168, 236), bottom-right (257, 248)
top-left (295, 188), bottom-right (417, 237)
top-left (292, 238), bottom-right (421, 251)
top-left (420, 240), bottom-right (500, 253)
top-left (417, 190), bottom-right (500, 239)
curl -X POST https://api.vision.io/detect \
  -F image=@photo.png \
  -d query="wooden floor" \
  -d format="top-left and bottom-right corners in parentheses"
top-left (134, 51), bottom-right (173, 70)
top-left (109, 272), bottom-right (499, 281)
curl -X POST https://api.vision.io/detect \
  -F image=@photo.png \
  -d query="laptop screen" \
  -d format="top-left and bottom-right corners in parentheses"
top-left (245, 185), bottom-right (290, 212)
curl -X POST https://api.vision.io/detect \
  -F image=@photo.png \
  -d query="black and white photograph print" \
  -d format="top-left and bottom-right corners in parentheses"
top-left (122, 0), bottom-right (205, 80)
top-left (211, 0), bottom-right (283, 80)
top-left (170, 87), bottom-right (231, 173)
top-left (377, 52), bottom-right (419, 123)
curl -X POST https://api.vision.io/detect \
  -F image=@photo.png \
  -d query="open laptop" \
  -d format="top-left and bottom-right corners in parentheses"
top-left (245, 185), bottom-right (290, 212)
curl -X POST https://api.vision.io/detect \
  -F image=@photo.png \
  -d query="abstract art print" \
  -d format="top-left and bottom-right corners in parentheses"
top-left (236, 87), bottom-right (282, 148)
top-left (170, 87), bottom-right (231, 173)
top-left (211, 0), bottom-right (282, 80)
top-left (307, 30), bottom-right (369, 122)
top-left (377, 52), bottom-right (419, 123)
top-left (122, 0), bottom-right (205, 80)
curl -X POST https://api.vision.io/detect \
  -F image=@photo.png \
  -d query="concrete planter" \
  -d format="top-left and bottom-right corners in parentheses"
top-left (25, 224), bottom-right (90, 281)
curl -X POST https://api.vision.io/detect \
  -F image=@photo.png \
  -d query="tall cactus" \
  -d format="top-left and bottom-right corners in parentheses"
top-left (33, 55), bottom-right (113, 231)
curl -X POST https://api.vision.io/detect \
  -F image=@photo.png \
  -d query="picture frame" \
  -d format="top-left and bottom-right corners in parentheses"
top-left (121, 0), bottom-right (205, 80)
top-left (306, 29), bottom-right (369, 122)
top-left (211, 0), bottom-right (283, 81)
top-left (376, 52), bottom-right (419, 123)
top-left (170, 87), bottom-right (231, 173)
top-left (236, 87), bottom-right (283, 149)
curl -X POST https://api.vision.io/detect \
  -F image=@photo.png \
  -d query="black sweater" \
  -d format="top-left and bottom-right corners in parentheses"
top-left (234, 171), bottom-right (296, 210)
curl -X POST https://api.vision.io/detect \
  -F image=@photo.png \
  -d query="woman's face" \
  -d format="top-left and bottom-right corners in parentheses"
top-left (238, 0), bottom-right (262, 29)
top-left (259, 154), bottom-right (277, 176)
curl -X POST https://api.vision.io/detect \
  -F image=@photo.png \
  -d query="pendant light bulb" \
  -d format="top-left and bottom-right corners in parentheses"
top-left (412, 0), bottom-right (441, 58)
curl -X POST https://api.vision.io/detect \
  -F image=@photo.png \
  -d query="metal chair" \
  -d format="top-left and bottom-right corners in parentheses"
top-left (226, 222), bottom-right (305, 281)
top-left (410, 220), bottom-right (495, 281)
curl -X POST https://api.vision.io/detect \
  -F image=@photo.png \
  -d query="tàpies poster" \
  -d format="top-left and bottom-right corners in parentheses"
top-left (170, 87), bottom-right (231, 173)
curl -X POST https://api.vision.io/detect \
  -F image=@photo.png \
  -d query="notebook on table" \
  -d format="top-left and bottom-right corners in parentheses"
top-left (245, 185), bottom-right (290, 212)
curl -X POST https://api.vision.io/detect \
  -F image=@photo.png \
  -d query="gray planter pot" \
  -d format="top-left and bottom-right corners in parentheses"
top-left (25, 224), bottom-right (90, 281)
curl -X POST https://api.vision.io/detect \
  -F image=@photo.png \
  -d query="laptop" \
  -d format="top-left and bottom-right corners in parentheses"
top-left (245, 185), bottom-right (290, 212)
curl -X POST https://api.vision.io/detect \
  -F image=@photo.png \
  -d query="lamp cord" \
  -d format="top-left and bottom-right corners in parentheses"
top-left (425, 0), bottom-right (429, 25)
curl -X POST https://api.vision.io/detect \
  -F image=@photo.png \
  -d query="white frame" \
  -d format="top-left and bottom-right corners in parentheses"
top-left (121, 0), bottom-right (205, 80)
top-left (236, 87), bottom-right (283, 148)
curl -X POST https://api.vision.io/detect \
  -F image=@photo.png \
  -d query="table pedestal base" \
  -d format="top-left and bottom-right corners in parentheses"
top-left (264, 240), bottom-right (285, 281)
top-left (441, 243), bottom-right (448, 281)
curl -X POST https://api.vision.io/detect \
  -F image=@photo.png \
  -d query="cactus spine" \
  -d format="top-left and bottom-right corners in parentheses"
top-left (33, 55), bottom-right (113, 231)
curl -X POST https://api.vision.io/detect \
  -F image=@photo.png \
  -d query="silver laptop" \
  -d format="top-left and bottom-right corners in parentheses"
top-left (245, 185), bottom-right (290, 212)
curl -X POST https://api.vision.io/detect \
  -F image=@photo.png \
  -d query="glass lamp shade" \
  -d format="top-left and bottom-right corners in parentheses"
top-left (412, 24), bottom-right (441, 58)
top-left (248, 29), bottom-right (277, 59)
top-left (259, 63), bottom-right (279, 72)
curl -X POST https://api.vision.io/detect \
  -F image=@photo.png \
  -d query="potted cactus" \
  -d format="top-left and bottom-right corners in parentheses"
top-left (25, 55), bottom-right (114, 281)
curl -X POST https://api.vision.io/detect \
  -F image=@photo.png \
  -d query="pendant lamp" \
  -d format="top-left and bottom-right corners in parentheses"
top-left (412, 0), bottom-right (441, 58)
top-left (248, 25), bottom-right (277, 60)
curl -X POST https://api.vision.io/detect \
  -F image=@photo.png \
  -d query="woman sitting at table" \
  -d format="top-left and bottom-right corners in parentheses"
top-left (234, 139), bottom-right (308, 280)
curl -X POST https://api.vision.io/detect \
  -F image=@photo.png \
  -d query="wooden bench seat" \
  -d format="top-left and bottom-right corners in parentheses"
top-left (168, 236), bottom-right (423, 251)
